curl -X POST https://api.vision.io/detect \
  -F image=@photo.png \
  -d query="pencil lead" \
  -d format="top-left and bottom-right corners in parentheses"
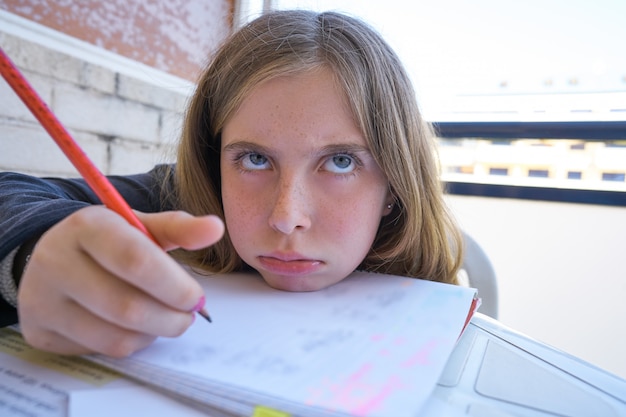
top-left (198, 308), bottom-right (212, 323)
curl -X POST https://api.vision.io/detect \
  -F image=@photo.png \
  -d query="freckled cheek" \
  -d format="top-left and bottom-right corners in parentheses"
top-left (221, 186), bottom-right (267, 241)
top-left (318, 200), bottom-right (379, 239)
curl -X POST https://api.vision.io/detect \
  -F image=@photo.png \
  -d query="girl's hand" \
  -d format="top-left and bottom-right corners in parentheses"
top-left (17, 206), bottom-right (224, 357)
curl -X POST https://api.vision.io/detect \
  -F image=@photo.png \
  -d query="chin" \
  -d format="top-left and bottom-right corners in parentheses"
top-left (261, 274), bottom-right (329, 292)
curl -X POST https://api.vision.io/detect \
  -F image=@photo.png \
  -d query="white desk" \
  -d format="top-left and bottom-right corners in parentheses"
top-left (432, 313), bottom-right (626, 416)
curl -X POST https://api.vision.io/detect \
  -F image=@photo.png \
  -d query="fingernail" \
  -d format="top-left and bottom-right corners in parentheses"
top-left (191, 296), bottom-right (205, 313)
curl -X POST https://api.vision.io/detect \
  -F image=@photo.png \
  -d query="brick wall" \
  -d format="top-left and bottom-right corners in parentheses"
top-left (0, 0), bottom-right (233, 82)
top-left (1, 31), bottom-right (191, 177)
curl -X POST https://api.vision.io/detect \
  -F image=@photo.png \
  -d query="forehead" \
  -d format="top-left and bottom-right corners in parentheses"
top-left (222, 68), bottom-right (363, 146)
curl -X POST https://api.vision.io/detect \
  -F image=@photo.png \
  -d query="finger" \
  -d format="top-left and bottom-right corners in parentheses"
top-left (56, 301), bottom-right (159, 358)
top-left (137, 211), bottom-right (225, 252)
top-left (18, 268), bottom-right (156, 357)
top-left (21, 328), bottom-right (95, 357)
top-left (21, 301), bottom-right (157, 358)
top-left (22, 248), bottom-right (196, 339)
top-left (69, 208), bottom-right (205, 312)
top-left (66, 253), bottom-right (196, 337)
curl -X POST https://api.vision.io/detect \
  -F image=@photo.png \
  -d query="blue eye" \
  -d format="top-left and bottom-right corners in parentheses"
top-left (323, 154), bottom-right (356, 173)
top-left (241, 153), bottom-right (270, 170)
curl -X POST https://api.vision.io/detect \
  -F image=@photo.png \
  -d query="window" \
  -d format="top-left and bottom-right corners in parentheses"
top-left (489, 168), bottom-right (509, 176)
top-left (264, 0), bottom-right (626, 205)
top-left (568, 171), bottom-right (582, 180)
top-left (603, 173), bottom-right (626, 182)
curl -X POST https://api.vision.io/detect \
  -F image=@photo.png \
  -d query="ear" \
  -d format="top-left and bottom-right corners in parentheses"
top-left (383, 193), bottom-right (396, 216)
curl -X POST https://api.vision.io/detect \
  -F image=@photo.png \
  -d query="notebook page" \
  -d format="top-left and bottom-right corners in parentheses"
top-left (91, 271), bottom-right (477, 417)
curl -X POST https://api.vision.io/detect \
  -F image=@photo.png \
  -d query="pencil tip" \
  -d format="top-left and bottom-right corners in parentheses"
top-left (198, 308), bottom-right (212, 323)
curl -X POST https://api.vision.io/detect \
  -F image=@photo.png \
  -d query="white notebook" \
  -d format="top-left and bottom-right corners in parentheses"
top-left (88, 270), bottom-right (478, 417)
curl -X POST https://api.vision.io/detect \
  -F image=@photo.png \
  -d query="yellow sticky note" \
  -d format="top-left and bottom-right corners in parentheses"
top-left (0, 328), bottom-right (121, 386)
top-left (252, 405), bottom-right (291, 417)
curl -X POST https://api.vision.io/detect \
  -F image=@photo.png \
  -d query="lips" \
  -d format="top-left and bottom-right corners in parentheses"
top-left (258, 254), bottom-right (323, 276)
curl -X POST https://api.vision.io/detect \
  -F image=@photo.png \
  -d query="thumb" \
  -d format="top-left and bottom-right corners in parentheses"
top-left (136, 211), bottom-right (225, 252)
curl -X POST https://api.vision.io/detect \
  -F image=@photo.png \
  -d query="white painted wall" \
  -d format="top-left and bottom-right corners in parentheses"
top-left (446, 194), bottom-right (626, 379)
top-left (0, 30), bottom-right (189, 177)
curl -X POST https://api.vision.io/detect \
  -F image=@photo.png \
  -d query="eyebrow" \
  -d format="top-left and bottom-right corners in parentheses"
top-left (318, 143), bottom-right (372, 155)
top-left (222, 140), bottom-right (270, 154)
top-left (222, 141), bottom-right (372, 156)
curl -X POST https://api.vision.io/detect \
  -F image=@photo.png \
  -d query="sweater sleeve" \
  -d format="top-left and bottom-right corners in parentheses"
top-left (0, 164), bottom-right (174, 326)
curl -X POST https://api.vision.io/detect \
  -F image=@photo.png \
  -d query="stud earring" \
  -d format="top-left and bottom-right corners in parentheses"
top-left (386, 203), bottom-right (393, 210)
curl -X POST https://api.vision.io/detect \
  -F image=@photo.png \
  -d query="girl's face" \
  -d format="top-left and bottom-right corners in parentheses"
top-left (220, 68), bottom-right (393, 291)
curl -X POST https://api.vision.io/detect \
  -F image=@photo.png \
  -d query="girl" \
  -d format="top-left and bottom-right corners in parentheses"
top-left (0, 10), bottom-right (463, 356)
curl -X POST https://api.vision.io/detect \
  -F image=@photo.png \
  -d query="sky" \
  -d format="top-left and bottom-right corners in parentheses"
top-left (272, 0), bottom-right (626, 121)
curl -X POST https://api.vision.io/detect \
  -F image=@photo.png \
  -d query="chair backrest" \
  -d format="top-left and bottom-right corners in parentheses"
top-left (462, 232), bottom-right (498, 318)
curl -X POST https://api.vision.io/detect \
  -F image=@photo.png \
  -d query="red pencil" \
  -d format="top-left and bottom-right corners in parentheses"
top-left (0, 47), bottom-right (211, 323)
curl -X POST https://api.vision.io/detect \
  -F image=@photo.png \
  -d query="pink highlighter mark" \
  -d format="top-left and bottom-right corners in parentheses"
top-left (306, 363), bottom-right (406, 416)
top-left (402, 339), bottom-right (440, 368)
top-left (350, 375), bottom-right (405, 417)
top-left (305, 364), bottom-right (373, 410)
top-left (327, 363), bottom-right (375, 409)
top-left (370, 334), bottom-right (385, 342)
top-left (346, 362), bottom-right (372, 385)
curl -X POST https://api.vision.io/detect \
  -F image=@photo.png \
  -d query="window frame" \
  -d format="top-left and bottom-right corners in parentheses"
top-left (434, 121), bottom-right (626, 207)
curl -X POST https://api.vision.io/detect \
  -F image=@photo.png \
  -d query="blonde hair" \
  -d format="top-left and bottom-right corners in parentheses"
top-left (173, 9), bottom-right (463, 284)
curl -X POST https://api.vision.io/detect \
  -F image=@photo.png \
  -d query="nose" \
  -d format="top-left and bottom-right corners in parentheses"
top-left (268, 176), bottom-right (312, 235)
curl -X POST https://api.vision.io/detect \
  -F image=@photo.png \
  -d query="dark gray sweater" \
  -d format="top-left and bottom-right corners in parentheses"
top-left (0, 165), bottom-right (173, 326)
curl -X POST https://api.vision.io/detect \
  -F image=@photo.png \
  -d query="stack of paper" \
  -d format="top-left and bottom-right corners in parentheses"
top-left (88, 271), bottom-right (477, 417)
